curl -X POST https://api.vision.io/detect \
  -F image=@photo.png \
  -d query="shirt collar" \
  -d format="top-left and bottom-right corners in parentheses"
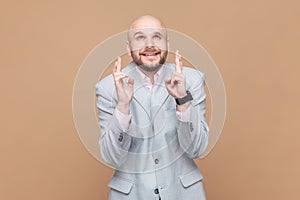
top-left (135, 65), bottom-right (164, 91)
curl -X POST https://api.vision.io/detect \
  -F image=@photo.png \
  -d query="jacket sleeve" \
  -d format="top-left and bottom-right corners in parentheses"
top-left (176, 71), bottom-right (210, 159)
top-left (94, 80), bottom-right (132, 168)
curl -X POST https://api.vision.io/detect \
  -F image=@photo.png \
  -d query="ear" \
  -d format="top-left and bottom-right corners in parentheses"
top-left (126, 41), bottom-right (131, 56)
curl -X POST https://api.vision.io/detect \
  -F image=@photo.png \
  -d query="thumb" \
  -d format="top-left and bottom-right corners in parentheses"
top-left (164, 77), bottom-right (171, 84)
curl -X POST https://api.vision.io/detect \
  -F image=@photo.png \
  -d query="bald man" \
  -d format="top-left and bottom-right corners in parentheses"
top-left (95, 15), bottom-right (209, 200)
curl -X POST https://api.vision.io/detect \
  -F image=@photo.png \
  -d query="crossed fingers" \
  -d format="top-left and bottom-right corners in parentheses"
top-left (113, 57), bottom-right (128, 84)
top-left (175, 50), bottom-right (183, 74)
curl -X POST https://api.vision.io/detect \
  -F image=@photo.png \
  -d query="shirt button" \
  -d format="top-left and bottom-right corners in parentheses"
top-left (154, 188), bottom-right (159, 194)
top-left (154, 158), bottom-right (159, 164)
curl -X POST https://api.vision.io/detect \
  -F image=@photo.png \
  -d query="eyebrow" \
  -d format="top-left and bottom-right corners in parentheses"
top-left (134, 31), bottom-right (144, 36)
top-left (153, 31), bottom-right (163, 36)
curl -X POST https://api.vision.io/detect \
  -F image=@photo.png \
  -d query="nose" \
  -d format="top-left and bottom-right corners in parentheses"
top-left (145, 38), bottom-right (154, 48)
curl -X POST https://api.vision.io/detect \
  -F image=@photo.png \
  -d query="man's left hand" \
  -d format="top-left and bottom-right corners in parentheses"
top-left (164, 50), bottom-right (190, 111)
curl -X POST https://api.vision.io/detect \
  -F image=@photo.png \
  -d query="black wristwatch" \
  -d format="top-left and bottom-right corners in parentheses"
top-left (175, 90), bottom-right (193, 105)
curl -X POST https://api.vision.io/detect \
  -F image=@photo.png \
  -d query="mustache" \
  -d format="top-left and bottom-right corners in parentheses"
top-left (139, 47), bottom-right (161, 55)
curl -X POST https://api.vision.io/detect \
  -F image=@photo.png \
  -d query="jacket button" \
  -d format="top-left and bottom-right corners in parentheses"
top-left (190, 122), bottom-right (194, 132)
top-left (154, 188), bottom-right (159, 194)
top-left (118, 133), bottom-right (123, 142)
top-left (154, 158), bottom-right (159, 164)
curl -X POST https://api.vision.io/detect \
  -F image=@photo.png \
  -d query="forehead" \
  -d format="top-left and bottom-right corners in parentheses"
top-left (130, 17), bottom-right (164, 29)
top-left (128, 27), bottom-right (167, 37)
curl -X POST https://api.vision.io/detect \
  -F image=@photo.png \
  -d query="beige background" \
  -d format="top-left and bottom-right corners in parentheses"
top-left (1, 0), bottom-right (300, 199)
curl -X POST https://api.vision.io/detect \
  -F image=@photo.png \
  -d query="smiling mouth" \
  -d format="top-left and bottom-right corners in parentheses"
top-left (140, 52), bottom-right (160, 56)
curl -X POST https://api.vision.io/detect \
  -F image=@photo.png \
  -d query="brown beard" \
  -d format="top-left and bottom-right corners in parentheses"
top-left (131, 48), bottom-right (168, 72)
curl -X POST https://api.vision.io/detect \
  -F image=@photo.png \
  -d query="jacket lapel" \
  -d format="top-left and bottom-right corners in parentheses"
top-left (123, 62), bottom-right (152, 119)
top-left (150, 62), bottom-right (174, 119)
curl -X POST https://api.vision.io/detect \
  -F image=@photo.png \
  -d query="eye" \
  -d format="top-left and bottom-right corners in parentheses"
top-left (153, 35), bottom-right (162, 40)
top-left (136, 35), bottom-right (145, 41)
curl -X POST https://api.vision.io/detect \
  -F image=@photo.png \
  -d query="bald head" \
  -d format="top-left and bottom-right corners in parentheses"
top-left (127, 15), bottom-right (168, 45)
top-left (129, 15), bottom-right (166, 30)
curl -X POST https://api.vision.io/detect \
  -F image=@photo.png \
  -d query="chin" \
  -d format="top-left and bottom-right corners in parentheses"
top-left (142, 60), bottom-right (159, 67)
top-left (138, 62), bottom-right (163, 72)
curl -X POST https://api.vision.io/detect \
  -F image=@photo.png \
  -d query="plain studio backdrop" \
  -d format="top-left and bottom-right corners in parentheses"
top-left (1, 0), bottom-right (299, 199)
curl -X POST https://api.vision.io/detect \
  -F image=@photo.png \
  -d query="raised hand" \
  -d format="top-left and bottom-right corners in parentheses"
top-left (164, 50), bottom-right (187, 99)
top-left (113, 57), bottom-right (134, 114)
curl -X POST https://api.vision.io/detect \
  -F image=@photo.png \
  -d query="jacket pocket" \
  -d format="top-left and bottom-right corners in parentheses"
top-left (179, 168), bottom-right (204, 188)
top-left (108, 176), bottom-right (134, 194)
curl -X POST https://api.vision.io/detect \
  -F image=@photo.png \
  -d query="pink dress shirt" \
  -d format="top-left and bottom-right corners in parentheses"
top-left (115, 65), bottom-right (191, 132)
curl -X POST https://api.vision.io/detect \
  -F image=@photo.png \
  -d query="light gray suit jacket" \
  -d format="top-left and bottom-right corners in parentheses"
top-left (95, 61), bottom-right (209, 200)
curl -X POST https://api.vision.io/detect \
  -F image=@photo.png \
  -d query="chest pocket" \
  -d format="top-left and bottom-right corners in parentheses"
top-left (108, 176), bottom-right (134, 194)
top-left (179, 168), bottom-right (204, 188)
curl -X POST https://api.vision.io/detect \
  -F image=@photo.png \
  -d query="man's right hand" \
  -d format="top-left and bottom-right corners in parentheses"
top-left (113, 57), bottom-right (134, 115)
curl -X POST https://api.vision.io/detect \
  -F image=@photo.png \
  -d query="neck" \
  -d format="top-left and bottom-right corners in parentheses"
top-left (137, 66), bottom-right (161, 83)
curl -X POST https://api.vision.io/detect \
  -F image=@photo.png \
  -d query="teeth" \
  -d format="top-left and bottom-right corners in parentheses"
top-left (144, 53), bottom-right (157, 56)
top-left (141, 52), bottom-right (160, 56)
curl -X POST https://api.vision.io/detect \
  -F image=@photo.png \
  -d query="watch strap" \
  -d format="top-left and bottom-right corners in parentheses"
top-left (175, 90), bottom-right (193, 105)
